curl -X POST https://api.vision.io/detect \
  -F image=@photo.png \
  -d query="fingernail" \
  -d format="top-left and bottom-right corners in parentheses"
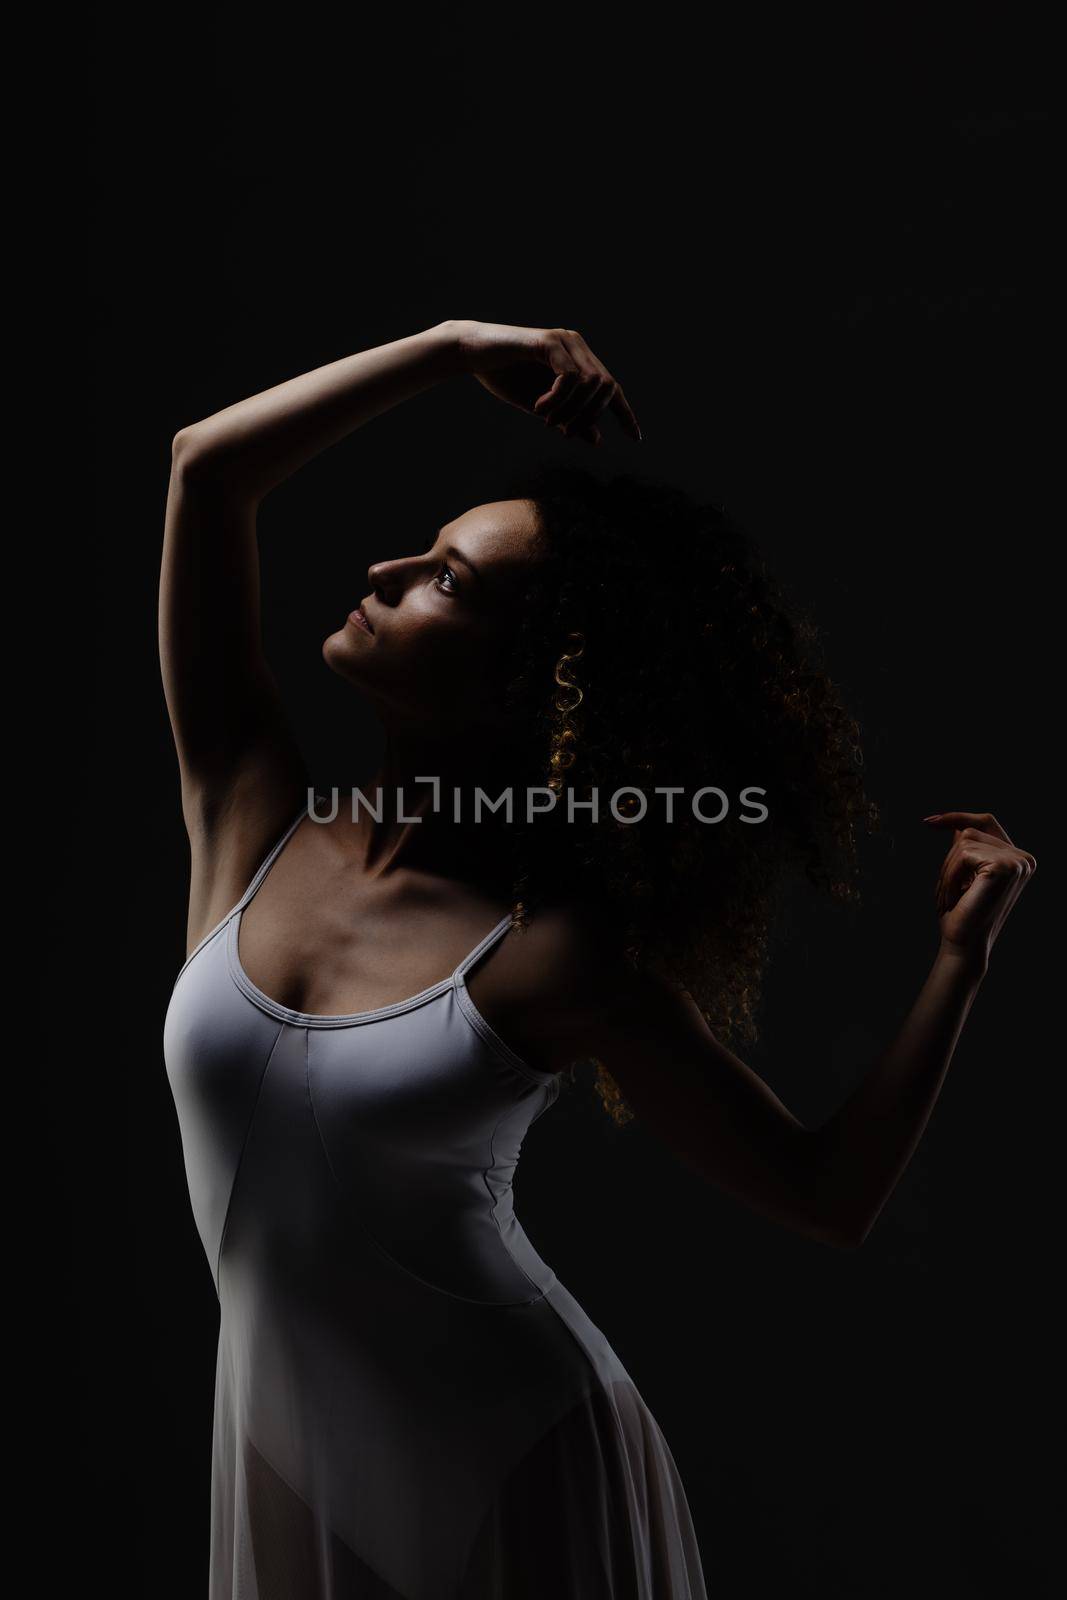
top-left (922, 814), bottom-right (941, 822)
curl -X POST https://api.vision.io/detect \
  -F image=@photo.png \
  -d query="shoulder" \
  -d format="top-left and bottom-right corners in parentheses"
top-left (502, 895), bottom-right (627, 998)
top-left (486, 895), bottom-right (684, 1064)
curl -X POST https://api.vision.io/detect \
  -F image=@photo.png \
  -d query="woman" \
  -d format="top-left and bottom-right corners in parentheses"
top-left (160, 319), bottom-right (1036, 1599)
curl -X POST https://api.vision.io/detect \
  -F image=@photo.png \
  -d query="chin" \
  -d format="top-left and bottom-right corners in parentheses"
top-left (321, 629), bottom-right (367, 682)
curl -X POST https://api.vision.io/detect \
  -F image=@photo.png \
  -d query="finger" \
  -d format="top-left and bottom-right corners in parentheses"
top-left (559, 376), bottom-right (620, 438)
top-left (534, 372), bottom-right (585, 425)
top-left (940, 849), bottom-right (1028, 920)
top-left (549, 372), bottom-right (604, 431)
top-left (937, 845), bottom-right (985, 915)
top-left (609, 383), bottom-right (642, 441)
top-left (935, 835), bottom-right (1014, 910)
top-left (935, 843), bottom-right (962, 913)
top-left (534, 332), bottom-right (588, 423)
top-left (924, 811), bottom-right (1014, 847)
top-left (531, 331), bottom-right (580, 414)
top-left (532, 368), bottom-right (579, 419)
top-left (557, 329), bottom-right (643, 440)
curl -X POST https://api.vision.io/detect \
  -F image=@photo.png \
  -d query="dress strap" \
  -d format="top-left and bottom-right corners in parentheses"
top-left (232, 798), bottom-right (313, 916)
top-left (453, 912), bottom-right (515, 982)
top-left (171, 797), bottom-right (313, 992)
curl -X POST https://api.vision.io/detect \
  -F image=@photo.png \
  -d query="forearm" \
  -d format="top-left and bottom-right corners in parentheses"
top-left (811, 941), bottom-right (988, 1245)
top-left (173, 320), bottom-right (464, 502)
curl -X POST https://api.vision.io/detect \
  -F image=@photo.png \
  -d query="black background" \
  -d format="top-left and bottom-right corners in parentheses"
top-left (77, 5), bottom-right (1055, 1595)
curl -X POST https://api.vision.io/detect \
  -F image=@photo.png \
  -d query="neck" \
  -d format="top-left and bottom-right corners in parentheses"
top-left (319, 720), bottom-right (529, 885)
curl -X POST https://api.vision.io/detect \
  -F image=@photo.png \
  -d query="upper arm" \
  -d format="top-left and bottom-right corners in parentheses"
top-left (159, 429), bottom-right (308, 827)
top-left (513, 906), bottom-right (846, 1248)
top-left (160, 431), bottom-right (310, 948)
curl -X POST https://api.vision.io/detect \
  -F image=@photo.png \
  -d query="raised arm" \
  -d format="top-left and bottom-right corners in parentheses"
top-left (159, 320), bottom-right (465, 950)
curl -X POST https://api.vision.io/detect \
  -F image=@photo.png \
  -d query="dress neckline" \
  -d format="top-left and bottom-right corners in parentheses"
top-left (224, 796), bottom-right (519, 1028)
top-left (225, 905), bottom-right (515, 1030)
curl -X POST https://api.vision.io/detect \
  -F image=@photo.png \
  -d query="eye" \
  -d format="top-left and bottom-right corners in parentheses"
top-left (434, 564), bottom-right (460, 595)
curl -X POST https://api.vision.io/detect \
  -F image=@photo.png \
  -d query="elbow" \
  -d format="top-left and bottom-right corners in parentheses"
top-left (819, 1214), bottom-right (874, 1251)
top-left (795, 1188), bottom-right (872, 1251)
top-left (171, 426), bottom-right (209, 480)
top-left (170, 426), bottom-right (233, 490)
top-left (771, 1197), bottom-right (867, 1251)
top-left (797, 1129), bottom-right (876, 1250)
top-left (800, 1218), bottom-right (860, 1251)
top-left (171, 426), bottom-right (202, 462)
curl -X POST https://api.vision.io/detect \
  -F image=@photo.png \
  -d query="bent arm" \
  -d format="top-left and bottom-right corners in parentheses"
top-left (537, 911), bottom-right (988, 1249)
top-left (161, 320), bottom-right (463, 789)
top-left (159, 320), bottom-right (465, 945)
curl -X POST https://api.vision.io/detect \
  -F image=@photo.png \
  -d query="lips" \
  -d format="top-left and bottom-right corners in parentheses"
top-left (348, 606), bottom-right (374, 635)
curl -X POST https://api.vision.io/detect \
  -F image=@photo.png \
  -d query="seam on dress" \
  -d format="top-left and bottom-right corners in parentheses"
top-left (529, 1076), bottom-right (563, 1123)
top-left (481, 1106), bottom-right (556, 1301)
top-left (304, 1043), bottom-right (547, 1311)
top-left (214, 1020), bottom-right (285, 1294)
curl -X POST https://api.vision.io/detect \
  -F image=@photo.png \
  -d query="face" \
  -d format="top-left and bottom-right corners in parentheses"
top-left (322, 499), bottom-right (546, 733)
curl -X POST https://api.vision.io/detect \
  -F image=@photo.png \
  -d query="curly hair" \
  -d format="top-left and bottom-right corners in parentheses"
top-left (483, 461), bottom-right (879, 1126)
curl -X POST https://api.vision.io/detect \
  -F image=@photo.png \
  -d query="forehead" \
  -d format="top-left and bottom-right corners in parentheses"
top-left (440, 499), bottom-right (544, 579)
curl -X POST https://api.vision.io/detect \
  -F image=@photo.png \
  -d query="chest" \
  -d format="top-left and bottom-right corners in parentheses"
top-left (235, 882), bottom-right (476, 1010)
top-left (235, 884), bottom-right (568, 1077)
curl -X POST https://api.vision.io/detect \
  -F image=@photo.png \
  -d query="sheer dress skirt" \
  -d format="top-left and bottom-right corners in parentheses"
top-left (208, 1242), bottom-right (709, 1600)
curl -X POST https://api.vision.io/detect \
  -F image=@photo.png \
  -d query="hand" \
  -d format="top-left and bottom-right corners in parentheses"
top-left (924, 811), bottom-right (1037, 964)
top-left (451, 320), bottom-right (642, 446)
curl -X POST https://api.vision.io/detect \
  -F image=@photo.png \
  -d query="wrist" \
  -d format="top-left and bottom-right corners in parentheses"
top-left (935, 937), bottom-right (990, 981)
top-left (425, 319), bottom-right (475, 378)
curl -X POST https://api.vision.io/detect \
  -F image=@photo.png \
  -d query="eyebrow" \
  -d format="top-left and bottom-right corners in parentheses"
top-left (442, 542), bottom-right (481, 583)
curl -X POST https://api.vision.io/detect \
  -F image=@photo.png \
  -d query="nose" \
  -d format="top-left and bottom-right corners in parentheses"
top-left (366, 556), bottom-right (406, 602)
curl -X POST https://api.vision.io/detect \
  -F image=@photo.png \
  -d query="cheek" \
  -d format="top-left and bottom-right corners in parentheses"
top-left (404, 629), bottom-right (514, 722)
top-left (400, 614), bottom-right (499, 680)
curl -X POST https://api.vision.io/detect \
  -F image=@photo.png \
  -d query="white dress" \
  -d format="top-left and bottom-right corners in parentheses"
top-left (164, 801), bottom-right (710, 1598)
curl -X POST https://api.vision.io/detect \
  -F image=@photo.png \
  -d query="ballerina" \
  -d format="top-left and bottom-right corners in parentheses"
top-left (160, 317), bottom-right (1036, 1598)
